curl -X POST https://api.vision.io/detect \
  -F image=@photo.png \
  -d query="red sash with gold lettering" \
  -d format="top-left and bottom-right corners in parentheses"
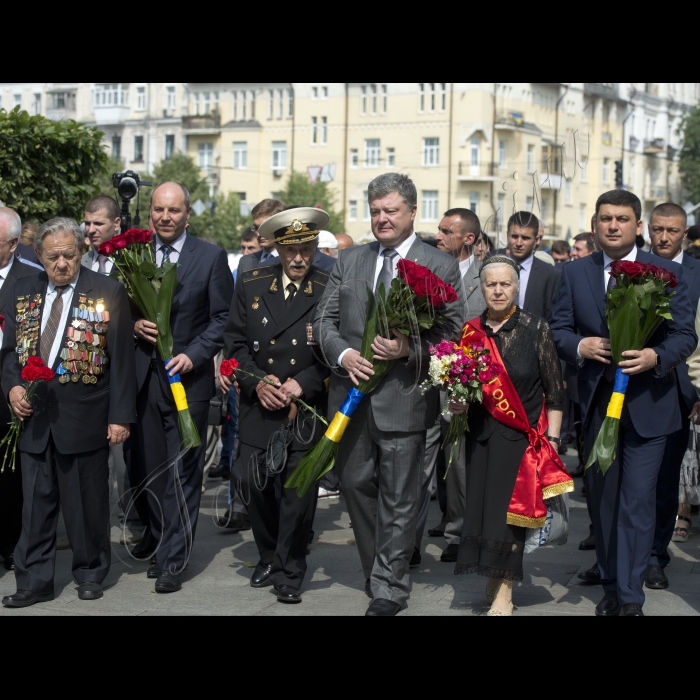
top-left (461, 318), bottom-right (573, 528)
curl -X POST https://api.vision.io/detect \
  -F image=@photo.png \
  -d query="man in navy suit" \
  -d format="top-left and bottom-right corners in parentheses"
top-left (551, 190), bottom-right (697, 616)
top-left (646, 202), bottom-right (700, 590)
top-left (131, 182), bottom-right (234, 593)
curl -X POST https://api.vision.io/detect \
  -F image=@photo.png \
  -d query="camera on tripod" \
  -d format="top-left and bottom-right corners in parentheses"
top-left (112, 170), bottom-right (152, 233)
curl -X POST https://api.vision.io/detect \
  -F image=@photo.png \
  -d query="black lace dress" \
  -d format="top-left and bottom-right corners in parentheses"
top-left (455, 308), bottom-right (564, 581)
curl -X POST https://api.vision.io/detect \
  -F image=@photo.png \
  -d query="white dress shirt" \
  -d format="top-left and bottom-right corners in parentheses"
top-left (338, 233), bottom-right (417, 366)
top-left (514, 254), bottom-right (534, 308)
top-left (84, 248), bottom-right (114, 275)
top-left (41, 272), bottom-right (80, 368)
top-left (0, 257), bottom-right (14, 292)
top-left (155, 231), bottom-right (188, 266)
top-left (458, 254), bottom-right (474, 278)
top-left (674, 250), bottom-right (684, 265)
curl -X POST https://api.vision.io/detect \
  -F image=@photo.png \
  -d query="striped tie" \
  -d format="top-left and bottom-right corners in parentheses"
top-left (40, 286), bottom-right (67, 366)
top-left (161, 245), bottom-right (171, 267)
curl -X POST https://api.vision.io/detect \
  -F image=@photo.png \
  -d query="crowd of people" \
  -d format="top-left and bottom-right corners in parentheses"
top-left (0, 171), bottom-right (698, 616)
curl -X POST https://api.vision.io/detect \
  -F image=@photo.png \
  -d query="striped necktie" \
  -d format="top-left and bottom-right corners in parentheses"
top-left (161, 245), bottom-right (171, 267)
top-left (40, 286), bottom-right (67, 366)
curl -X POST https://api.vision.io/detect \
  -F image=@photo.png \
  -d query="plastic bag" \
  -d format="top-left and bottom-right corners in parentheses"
top-left (524, 493), bottom-right (570, 554)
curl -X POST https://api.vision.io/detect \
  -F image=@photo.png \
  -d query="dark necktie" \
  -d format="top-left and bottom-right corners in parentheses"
top-left (161, 245), bottom-right (171, 267)
top-left (376, 249), bottom-right (398, 297)
top-left (40, 286), bottom-right (67, 366)
top-left (286, 283), bottom-right (297, 308)
top-left (97, 254), bottom-right (109, 274)
top-left (604, 268), bottom-right (617, 382)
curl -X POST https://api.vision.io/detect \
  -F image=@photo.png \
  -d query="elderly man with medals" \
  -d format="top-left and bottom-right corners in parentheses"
top-left (0, 217), bottom-right (136, 608)
top-left (221, 207), bottom-right (331, 605)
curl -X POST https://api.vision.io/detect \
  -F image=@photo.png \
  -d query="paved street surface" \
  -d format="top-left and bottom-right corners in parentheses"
top-left (1, 449), bottom-right (699, 616)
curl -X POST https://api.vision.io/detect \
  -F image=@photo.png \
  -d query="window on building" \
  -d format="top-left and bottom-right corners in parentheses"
top-left (93, 84), bottom-right (127, 108)
top-left (136, 86), bottom-right (146, 111)
top-left (499, 140), bottom-right (506, 168)
top-left (278, 89), bottom-right (284, 119)
top-left (322, 86), bottom-right (328, 100)
top-left (419, 83), bottom-right (425, 112)
top-left (371, 84), bottom-right (377, 115)
top-left (165, 135), bottom-right (175, 160)
top-left (470, 191), bottom-right (479, 215)
top-left (134, 135), bottom-right (144, 162)
top-left (194, 92), bottom-right (200, 115)
top-left (349, 200), bottom-right (358, 221)
top-left (214, 92), bottom-right (220, 113)
top-left (381, 84), bottom-right (387, 113)
top-left (272, 141), bottom-right (287, 170)
top-left (350, 149), bottom-right (359, 168)
top-left (470, 137), bottom-right (480, 167)
top-left (423, 137), bottom-right (440, 167)
top-left (33, 93), bottom-right (41, 115)
top-left (365, 139), bottom-right (380, 168)
top-left (112, 135), bottom-right (121, 160)
top-left (203, 92), bottom-right (211, 115)
top-left (312, 87), bottom-right (318, 100)
top-left (311, 117), bottom-right (318, 145)
top-left (13, 94), bottom-right (21, 108)
top-left (198, 142), bottom-right (213, 174)
top-left (386, 147), bottom-right (395, 168)
top-left (580, 163), bottom-right (588, 182)
top-left (527, 144), bottom-right (535, 173)
top-left (422, 191), bottom-right (439, 222)
top-left (321, 117), bottom-right (328, 146)
top-left (233, 141), bottom-right (247, 170)
top-left (268, 90), bottom-right (274, 119)
top-left (603, 157), bottom-right (610, 183)
top-left (565, 179), bottom-right (572, 205)
top-left (579, 203), bottom-right (587, 231)
top-left (363, 191), bottom-right (370, 221)
top-left (440, 83), bottom-right (447, 111)
top-left (497, 192), bottom-right (505, 229)
top-left (287, 90), bottom-right (293, 118)
top-left (241, 93), bottom-right (247, 121)
top-left (361, 86), bottom-right (367, 115)
top-left (232, 91), bottom-right (237, 120)
top-left (249, 90), bottom-right (255, 119)
top-left (167, 85), bottom-right (176, 110)
top-left (429, 83), bottom-right (436, 112)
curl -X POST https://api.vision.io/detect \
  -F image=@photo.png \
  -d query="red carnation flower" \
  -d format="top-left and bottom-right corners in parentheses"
top-left (220, 359), bottom-right (240, 377)
top-left (26, 356), bottom-right (44, 367)
top-left (37, 367), bottom-right (54, 382)
top-left (21, 366), bottom-right (39, 382)
top-left (98, 240), bottom-right (115, 256)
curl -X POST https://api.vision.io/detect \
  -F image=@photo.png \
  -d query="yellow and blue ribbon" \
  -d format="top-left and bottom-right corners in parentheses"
top-left (606, 368), bottom-right (628, 420)
top-left (164, 359), bottom-right (189, 412)
top-left (326, 388), bottom-right (365, 443)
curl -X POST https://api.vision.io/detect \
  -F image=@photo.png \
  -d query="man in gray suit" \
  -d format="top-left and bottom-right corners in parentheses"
top-left (314, 174), bottom-right (464, 615)
top-left (434, 209), bottom-right (488, 562)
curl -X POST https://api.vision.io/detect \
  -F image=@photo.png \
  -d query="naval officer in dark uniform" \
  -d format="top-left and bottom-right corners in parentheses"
top-left (222, 207), bottom-right (331, 605)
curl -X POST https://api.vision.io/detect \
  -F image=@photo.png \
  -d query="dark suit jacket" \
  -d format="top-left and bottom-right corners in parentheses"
top-left (134, 235), bottom-right (234, 402)
top-left (237, 249), bottom-right (336, 278)
top-left (314, 238), bottom-right (464, 433)
top-left (550, 250), bottom-right (697, 439)
top-left (523, 256), bottom-right (561, 321)
top-left (675, 254), bottom-right (700, 412)
top-left (224, 262), bottom-right (331, 450)
top-left (15, 243), bottom-right (41, 267)
top-left (0, 268), bottom-right (137, 455)
top-left (0, 260), bottom-right (41, 429)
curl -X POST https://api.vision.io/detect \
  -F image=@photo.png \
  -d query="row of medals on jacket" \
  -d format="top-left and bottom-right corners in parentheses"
top-left (16, 294), bottom-right (110, 386)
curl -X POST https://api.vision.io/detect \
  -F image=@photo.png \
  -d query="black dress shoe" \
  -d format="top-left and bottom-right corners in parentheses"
top-left (428, 521), bottom-right (446, 537)
top-left (275, 586), bottom-right (302, 604)
top-left (579, 533), bottom-right (596, 551)
top-left (645, 564), bottom-right (669, 590)
top-left (619, 602), bottom-right (644, 616)
top-left (595, 591), bottom-right (620, 617)
top-left (154, 571), bottom-right (182, 593)
top-left (365, 579), bottom-right (373, 599)
top-left (147, 564), bottom-right (160, 579)
top-left (3, 554), bottom-right (14, 571)
top-left (208, 464), bottom-right (231, 480)
top-left (250, 563), bottom-right (273, 588)
top-left (441, 543), bottom-right (459, 562)
top-left (365, 598), bottom-right (402, 616)
top-left (569, 463), bottom-right (585, 478)
top-left (578, 562), bottom-right (601, 583)
top-left (410, 547), bottom-right (421, 567)
top-left (78, 582), bottom-right (103, 600)
top-left (2, 589), bottom-right (54, 608)
top-left (217, 511), bottom-right (251, 532)
top-left (131, 530), bottom-right (158, 559)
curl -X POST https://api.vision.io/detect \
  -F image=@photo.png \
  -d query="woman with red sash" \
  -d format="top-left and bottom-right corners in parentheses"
top-left (450, 256), bottom-right (572, 615)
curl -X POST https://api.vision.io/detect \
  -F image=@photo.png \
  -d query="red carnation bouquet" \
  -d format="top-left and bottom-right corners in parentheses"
top-left (286, 258), bottom-right (459, 497)
top-left (586, 260), bottom-right (678, 474)
top-left (0, 356), bottom-right (54, 472)
top-left (99, 229), bottom-right (201, 448)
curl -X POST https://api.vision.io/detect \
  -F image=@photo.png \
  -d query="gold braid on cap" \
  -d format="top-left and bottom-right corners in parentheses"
top-left (479, 255), bottom-right (520, 277)
top-left (274, 219), bottom-right (320, 245)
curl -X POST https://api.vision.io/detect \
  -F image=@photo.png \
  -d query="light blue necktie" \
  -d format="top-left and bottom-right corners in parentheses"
top-left (161, 245), bottom-right (171, 267)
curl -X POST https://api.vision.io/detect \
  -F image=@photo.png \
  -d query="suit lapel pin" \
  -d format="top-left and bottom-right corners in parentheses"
top-left (262, 317), bottom-right (268, 326)
top-left (253, 341), bottom-right (260, 352)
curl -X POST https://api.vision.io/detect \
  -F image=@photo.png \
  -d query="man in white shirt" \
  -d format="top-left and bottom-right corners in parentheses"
top-left (82, 196), bottom-right (121, 275)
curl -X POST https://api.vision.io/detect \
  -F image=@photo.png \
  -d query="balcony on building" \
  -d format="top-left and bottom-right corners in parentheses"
top-left (644, 186), bottom-right (666, 201)
top-left (93, 83), bottom-right (130, 125)
top-left (183, 113), bottom-right (221, 134)
top-left (45, 88), bottom-right (77, 121)
top-left (644, 138), bottom-right (665, 154)
top-left (457, 162), bottom-right (498, 182)
top-left (584, 83), bottom-right (621, 100)
top-left (495, 111), bottom-right (542, 136)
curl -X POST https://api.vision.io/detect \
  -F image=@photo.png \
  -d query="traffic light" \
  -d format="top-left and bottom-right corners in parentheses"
top-left (615, 160), bottom-right (623, 188)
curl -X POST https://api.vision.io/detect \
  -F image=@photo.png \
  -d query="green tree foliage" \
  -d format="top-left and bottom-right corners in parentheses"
top-left (0, 107), bottom-right (107, 222)
top-left (679, 106), bottom-right (700, 204)
top-left (189, 192), bottom-right (252, 250)
top-left (152, 152), bottom-right (209, 204)
top-left (277, 170), bottom-right (345, 232)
